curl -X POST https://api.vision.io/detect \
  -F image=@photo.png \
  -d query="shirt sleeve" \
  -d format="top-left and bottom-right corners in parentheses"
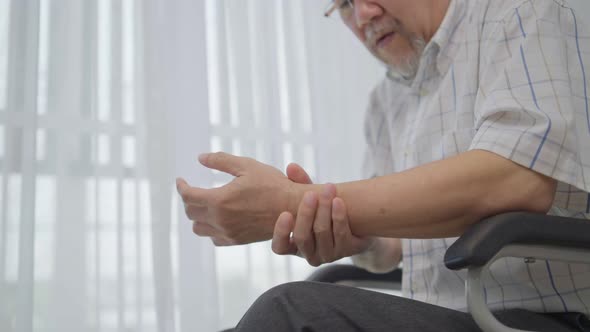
top-left (469, 1), bottom-right (590, 212)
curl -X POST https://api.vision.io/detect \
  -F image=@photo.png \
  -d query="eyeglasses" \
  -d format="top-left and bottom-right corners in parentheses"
top-left (324, 0), bottom-right (354, 20)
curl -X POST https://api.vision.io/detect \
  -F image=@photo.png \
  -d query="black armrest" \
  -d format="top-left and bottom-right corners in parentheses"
top-left (444, 212), bottom-right (590, 270)
top-left (306, 264), bottom-right (402, 284)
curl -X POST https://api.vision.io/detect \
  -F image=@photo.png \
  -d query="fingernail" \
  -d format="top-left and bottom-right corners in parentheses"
top-left (304, 192), bottom-right (316, 207)
top-left (198, 154), bottom-right (207, 164)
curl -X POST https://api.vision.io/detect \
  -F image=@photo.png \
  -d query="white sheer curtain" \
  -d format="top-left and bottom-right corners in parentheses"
top-left (0, 0), bottom-right (195, 331)
top-left (0, 0), bottom-right (384, 331)
top-left (203, 0), bottom-right (384, 328)
top-left (3, 0), bottom-right (588, 331)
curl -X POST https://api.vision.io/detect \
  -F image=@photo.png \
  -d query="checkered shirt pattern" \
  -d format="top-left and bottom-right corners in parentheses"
top-left (361, 0), bottom-right (590, 314)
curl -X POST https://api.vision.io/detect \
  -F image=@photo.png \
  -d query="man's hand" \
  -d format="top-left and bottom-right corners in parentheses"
top-left (176, 152), bottom-right (304, 246)
top-left (272, 164), bottom-right (374, 267)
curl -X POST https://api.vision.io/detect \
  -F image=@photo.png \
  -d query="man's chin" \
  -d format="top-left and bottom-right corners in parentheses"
top-left (375, 52), bottom-right (421, 81)
top-left (375, 57), bottom-right (410, 76)
top-left (374, 50), bottom-right (404, 69)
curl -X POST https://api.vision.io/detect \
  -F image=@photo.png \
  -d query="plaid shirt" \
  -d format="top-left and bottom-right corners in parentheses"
top-left (362, 0), bottom-right (590, 314)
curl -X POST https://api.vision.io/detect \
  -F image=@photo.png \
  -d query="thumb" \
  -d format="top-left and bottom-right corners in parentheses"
top-left (199, 152), bottom-right (248, 177)
top-left (286, 163), bottom-right (313, 184)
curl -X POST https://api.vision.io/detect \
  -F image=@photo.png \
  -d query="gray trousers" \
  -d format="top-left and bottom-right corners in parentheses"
top-left (230, 281), bottom-right (590, 332)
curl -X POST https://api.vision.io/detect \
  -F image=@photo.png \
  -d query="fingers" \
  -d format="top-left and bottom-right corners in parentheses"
top-left (331, 197), bottom-right (371, 257)
top-left (184, 204), bottom-right (207, 223)
top-left (314, 184), bottom-right (336, 262)
top-left (272, 212), bottom-right (298, 255)
top-left (286, 163), bottom-right (313, 184)
top-left (331, 197), bottom-right (352, 257)
top-left (176, 178), bottom-right (207, 206)
top-left (192, 221), bottom-right (218, 237)
top-left (198, 152), bottom-right (249, 177)
top-left (193, 222), bottom-right (234, 246)
top-left (292, 192), bottom-right (318, 261)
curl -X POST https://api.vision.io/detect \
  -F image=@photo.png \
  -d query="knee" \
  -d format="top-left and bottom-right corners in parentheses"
top-left (236, 282), bottom-right (319, 331)
top-left (252, 281), bottom-right (314, 311)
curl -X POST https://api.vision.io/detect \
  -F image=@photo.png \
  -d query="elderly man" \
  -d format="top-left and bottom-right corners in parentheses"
top-left (177, 0), bottom-right (590, 330)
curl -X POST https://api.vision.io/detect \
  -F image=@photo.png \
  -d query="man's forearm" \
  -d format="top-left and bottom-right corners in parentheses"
top-left (290, 150), bottom-right (557, 239)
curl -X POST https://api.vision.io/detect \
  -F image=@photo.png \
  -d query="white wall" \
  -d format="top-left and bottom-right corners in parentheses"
top-left (569, 0), bottom-right (590, 18)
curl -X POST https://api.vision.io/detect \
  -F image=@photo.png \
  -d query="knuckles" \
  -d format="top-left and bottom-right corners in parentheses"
top-left (334, 228), bottom-right (349, 239)
top-left (312, 226), bottom-right (331, 235)
top-left (293, 234), bottom-right (312, 250)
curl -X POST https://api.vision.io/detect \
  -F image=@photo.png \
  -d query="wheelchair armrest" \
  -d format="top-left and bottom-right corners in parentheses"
top-left (444, 212), bottom-right (590, 271)
top-left (307, 264), bottom-right (402, 284)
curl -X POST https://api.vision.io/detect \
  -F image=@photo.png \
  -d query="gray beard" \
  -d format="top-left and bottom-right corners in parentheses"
top-left (384, 36), bottom-right (426, 84)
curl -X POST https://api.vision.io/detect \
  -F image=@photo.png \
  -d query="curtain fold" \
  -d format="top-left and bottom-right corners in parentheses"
top-left (0, 0), bottom-right (192, 330)
top-left (5, 0), bottom-right (40, 331)
top-left (140, 0), bottom-right (219, 331)
top-left (1, 0), bottom-right (388, 331)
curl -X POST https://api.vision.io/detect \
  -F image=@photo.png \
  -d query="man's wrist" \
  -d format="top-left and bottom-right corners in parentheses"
top-left (286, 183), bottom-right (319, 216)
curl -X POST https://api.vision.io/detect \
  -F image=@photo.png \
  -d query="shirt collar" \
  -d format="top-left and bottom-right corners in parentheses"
top-left (386, 0), bottom-right (467, 87)
top-left (430, 0), bottom-right (467, 77)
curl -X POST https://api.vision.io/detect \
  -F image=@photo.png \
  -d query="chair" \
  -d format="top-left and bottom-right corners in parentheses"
top-left (307, 263), bottom-right (403, 293)
top-left (307, 212), bottom-right (590, 332)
